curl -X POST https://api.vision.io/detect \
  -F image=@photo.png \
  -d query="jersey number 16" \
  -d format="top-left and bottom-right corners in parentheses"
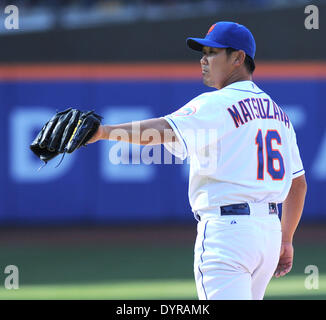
top-left (255, 129), bottom-right (285, 181)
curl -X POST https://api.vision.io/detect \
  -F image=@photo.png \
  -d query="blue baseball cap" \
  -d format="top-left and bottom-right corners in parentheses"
top-left (187, 21), bottom-right (256, 60)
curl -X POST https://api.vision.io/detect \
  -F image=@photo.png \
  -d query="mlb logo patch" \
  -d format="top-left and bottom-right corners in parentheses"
top-left (269, 203), bottom-right (278, 215)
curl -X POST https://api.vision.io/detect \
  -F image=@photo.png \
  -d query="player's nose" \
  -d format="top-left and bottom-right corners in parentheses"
top-left (200, 55), bottom-right (208, 65)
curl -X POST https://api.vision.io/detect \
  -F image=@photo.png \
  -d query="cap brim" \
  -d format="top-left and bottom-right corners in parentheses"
top-left (186, 37), bottom-right (229, 51)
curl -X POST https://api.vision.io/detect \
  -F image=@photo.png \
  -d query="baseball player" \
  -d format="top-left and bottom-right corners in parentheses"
top-left (88, 21), bottom-right (307, 300)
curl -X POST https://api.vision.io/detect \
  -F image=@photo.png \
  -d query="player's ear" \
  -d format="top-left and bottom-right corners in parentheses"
top-left (233, 50), bottom-right (246, 66)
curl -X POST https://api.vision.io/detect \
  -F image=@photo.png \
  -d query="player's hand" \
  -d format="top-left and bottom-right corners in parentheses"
top-left (274, 242), bottom-right (294, 278)
top-left (86, 125), bottom-right (105, 144)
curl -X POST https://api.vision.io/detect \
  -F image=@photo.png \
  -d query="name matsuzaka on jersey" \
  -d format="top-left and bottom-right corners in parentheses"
top-left (227, 98), bottom-right (290, 129)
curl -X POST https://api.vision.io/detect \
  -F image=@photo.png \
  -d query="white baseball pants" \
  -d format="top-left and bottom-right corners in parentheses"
top-left (194, 213), bottom-right (282, 300)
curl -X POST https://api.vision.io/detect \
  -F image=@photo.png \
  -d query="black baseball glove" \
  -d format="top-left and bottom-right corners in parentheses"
top-left (30, 108), bottom-right (102, 165)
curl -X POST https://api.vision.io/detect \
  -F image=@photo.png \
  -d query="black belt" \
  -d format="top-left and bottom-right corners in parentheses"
top-left (220, 202), bottom-right (278, 216)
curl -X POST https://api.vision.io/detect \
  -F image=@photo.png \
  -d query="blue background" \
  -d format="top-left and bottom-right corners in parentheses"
top-left (0, 79), bottom-right (325, 225)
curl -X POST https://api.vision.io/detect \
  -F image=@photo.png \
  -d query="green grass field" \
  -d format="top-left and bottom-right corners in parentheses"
top-left (0, 241), bottom-right (324, 300)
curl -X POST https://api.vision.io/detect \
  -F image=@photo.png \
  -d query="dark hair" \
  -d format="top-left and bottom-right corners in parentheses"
top-left (225, 47), bottom-right (255, 74)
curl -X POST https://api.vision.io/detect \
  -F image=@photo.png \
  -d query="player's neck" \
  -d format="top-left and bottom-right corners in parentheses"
top-left (218, 72), bottom-right (252, 90)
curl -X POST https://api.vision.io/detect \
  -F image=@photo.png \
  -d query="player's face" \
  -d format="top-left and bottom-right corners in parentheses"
top-left (200, 47), bottom-right (234, 89)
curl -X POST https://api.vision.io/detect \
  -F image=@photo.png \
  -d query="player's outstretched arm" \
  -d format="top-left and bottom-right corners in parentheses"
top-left (87, 117), bottom-right (178, 145)
top-left (274, 174), bottom-right (307, 278)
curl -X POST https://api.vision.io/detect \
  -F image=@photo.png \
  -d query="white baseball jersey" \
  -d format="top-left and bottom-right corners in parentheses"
top-left (163, 80), bottom-right (304, 212)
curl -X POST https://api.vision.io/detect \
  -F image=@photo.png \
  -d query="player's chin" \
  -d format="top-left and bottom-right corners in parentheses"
top-left (202, 78), bottom-right (215, 88)
top-left (202, 74), bottom-right (217, 87)
top-left (202, 75), bottom-right (211, 86)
